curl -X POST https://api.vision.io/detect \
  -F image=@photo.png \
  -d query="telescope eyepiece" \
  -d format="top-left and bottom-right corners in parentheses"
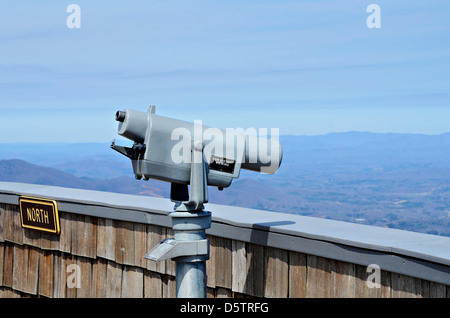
top-left (115, 111), bottom-right (126, 122)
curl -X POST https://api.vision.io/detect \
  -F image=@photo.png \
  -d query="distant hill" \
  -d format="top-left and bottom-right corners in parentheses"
top-left (0, 159), bottom-right (168, 197)
top-left (1, 132), bottom-right (449, 236)
top-left (0, 142), bottom-right (131, 179)
top-left (0, 159), bottom-right (92, 188)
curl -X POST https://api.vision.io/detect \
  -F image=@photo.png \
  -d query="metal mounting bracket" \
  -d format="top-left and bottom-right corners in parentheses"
top-left (144, 238), bottom-right (209, 262)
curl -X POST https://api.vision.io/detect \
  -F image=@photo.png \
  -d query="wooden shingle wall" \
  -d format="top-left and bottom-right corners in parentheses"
top-left (0, 203), bottom-right (448, 298)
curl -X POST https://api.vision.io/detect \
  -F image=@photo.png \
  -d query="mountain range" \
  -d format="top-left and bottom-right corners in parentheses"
top-left (1, 132), bottom-right (449, 237)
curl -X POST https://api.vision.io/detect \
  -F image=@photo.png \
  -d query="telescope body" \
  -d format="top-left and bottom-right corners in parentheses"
top-left (113, 106), bottom-right (282, 189)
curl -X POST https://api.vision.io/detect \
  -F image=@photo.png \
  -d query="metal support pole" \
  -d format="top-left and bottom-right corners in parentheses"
top-left (144, 139), bottom-right (211, 298)
top-left (176, 261), bottom-right (207, 298)
top-left (171, 210), bottom-right (211, 298)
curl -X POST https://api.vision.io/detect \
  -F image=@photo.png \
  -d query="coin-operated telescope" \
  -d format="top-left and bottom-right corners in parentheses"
top-left (111, 105), bottom-right (282, 210)
top-left (111, 105), bottom-right (282, 298)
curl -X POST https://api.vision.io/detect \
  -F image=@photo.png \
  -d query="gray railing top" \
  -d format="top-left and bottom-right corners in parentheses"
top-left (0, 182), bottom-right (449, 285)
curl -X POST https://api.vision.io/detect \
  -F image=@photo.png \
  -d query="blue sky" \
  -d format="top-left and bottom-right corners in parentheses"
top-left (0, 1), bottom-right (449, 142)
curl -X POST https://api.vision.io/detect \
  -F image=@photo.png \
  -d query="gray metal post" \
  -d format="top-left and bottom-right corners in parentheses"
top-left (145, 140), bottom-right (211, 298)
top-left (171, 210), bottom-right (211, 298)
top-left (176, 261), bottom-right (207, 298)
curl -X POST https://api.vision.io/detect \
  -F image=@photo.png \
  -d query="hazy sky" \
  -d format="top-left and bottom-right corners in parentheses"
top-left (1, 1), bottom-right (449, 142)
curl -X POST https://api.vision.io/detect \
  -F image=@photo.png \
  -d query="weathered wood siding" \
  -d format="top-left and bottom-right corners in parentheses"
top-left (0, 203), bottom-right (448, 298)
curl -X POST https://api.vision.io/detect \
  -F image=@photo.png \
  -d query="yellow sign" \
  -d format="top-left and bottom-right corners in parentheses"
top-left (19, 196), bottom-right (60, 234)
